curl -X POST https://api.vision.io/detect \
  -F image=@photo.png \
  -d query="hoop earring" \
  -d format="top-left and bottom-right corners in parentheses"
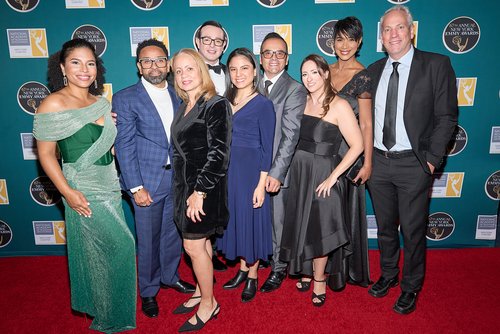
top-left (63, 75), bottom-right (68, 86)
top-left (94, 79), bottom-right (98, 89)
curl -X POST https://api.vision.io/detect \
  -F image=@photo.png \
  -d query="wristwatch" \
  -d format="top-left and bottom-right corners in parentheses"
top-left (195, 191), bottom-right (207, 199)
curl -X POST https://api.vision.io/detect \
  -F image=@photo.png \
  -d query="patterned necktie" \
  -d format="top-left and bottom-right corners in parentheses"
top-left (382, 62), bottom-right (400, 151)
top-left (207, 64), bottom-right (223, 74)
top-left (264, 80), bottom-right (273, 97)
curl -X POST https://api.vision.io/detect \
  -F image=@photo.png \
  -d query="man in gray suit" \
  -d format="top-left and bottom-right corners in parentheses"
top-left (258, 32), bottom-right (307, 293)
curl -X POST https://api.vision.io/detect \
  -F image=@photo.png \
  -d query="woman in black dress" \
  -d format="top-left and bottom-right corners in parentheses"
top-left (170, 49), bottom-right (231, 332)
top-left (328, 17), bottom-right (373, 290)
top-left (280, 55), bottom-right (363, 306)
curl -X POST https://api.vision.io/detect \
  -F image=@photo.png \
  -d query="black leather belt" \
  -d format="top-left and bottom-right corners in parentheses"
top-left (374, 147), bottom-right (414, 159)
top-left (163, 164), bottom-right (172, 170)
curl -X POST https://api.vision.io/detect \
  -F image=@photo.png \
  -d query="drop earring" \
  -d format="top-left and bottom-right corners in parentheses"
top-left (94, 79), bottom-right (98, 89)
top-left (63, 75), bottom-right (68, 86)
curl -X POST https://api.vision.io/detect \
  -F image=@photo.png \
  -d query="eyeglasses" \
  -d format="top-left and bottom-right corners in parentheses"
top-left (139, 57), bottom-right (168, 69)
top-left (199, 36), bottom-right (225, 47)
top-left (261, 50), bottom-right (288, 59)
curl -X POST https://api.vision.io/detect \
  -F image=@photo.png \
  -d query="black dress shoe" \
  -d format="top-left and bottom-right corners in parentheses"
top-left (141, 296), bottom-right (159, 318)
top-left (241, 278), bottom-right (258, 303)
top-left (368, 276), bottom-right (399, 298)
top-left (393, 292), bottom-right (418, 315)
top-left (178, 304), bottom-right (220, 332)
top-left (223, 270), bottom-right (248, 289)
top-left (259, 271), bottom-right (286, 293)
top-left (161, 279), bottom-right (196, 294)
top-left (173, 295), bottom-right (201, 315)
top-left (212, 255), bottom-right (228, 272)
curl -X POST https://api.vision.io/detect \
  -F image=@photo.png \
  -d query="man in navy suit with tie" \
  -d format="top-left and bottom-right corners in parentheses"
top-left (367, 5), bottom-right (457, 314)
top-left (114, 39), bottom-right (194, 318)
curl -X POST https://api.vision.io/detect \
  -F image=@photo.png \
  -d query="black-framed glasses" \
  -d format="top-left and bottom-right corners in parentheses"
top-left (199, 36), bottom-right (225, 47)
top-left (261, 50), bottom-right (288, 59)
top-left (139, 57), bottom-right (168, 69)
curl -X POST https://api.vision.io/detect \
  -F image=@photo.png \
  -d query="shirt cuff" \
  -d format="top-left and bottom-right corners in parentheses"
top-left (130, 185), bottom-right (143, 194)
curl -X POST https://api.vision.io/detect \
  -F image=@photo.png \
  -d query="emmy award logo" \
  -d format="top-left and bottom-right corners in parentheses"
top-left (0, 182), bottom-right (7, 204)
top-left (30, 30), bottom-right (47, 57)
top-left (326, 38), bottom-right (335, 54)
top-left (268, 0), bottom-right (278, 5)
top-left (39, 191), bottom-right (53, 205)
top-left (152, 28), bottom-right (166, 44)
top-left (448, 174), bottom-right (461, 197)
top-left (54, 222), bottom-right (66, 243)
top-left (27, 98), bottom-right (37, 113)
top-left (430, 227), bottom-right (445, 240)
top-left (452, 36), bottom-right (468, 52)
top-left (461, 79), bottom-right (474, 106)
top-left (493, 185), bottom-right (500, 199)
top-left (15, 0), bottom-right (30, 11)
top-left (96, 0), bottom-right (105, 7)
top-left (141, 0), bottom-right (154, 8)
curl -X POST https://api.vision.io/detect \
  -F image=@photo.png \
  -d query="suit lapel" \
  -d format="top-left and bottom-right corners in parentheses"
top-left (136, 81), bottom-right (168, 139)
top-left (403, 49), bottom-right (421, 113)
top-left (269, 71), bottom-right (290, 100)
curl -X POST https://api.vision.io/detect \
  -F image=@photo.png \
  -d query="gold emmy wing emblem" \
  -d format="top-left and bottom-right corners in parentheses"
top-left (493, 185), bottom-right (500, 199)
top-left (53, 221), bottom-right (66, 244)
top-left (275, 25), bottom-right (291, 52)
top-left (445, 173), bottom-right (463, 197)
top-left (39, 191), bottom-right (53, 205)
top-left (89, 0), bottom-right (105, 7)
top-left (15, 0), bottom-right (30, 10)
top-left (103, 83), bottom-right (113, 103)
top-left (452, 36), bottom-right (468, 52)
top-left (29, 30), bottom-right (48, 57)
top-left (27, 98), bottom-right (38, 113)
top-left (0, 180), bottom-right (9, 204)
top-left (430, 227), bottom-right (445, 240)
top-left (141, 0), bottom-right (154, 8)
top-left (458, 78), bottom-right (476, 106)
top-left (152, 28), bottom-right (168, 49)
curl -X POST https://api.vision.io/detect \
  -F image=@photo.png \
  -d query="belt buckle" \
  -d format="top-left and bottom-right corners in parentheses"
top-left (384, 151), bottom-right (389, 159)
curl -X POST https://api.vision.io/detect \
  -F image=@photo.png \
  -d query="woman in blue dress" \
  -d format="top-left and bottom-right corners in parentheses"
top-left (218, 48), bottom-right (276, 303)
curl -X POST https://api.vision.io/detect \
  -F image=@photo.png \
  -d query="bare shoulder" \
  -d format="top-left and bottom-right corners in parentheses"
top-left (37, 92), bottom-right (66, 114)
top-left (331, 95), bottom-right (352, 112)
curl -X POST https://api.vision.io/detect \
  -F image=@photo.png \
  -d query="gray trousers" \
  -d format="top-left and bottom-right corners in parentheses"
top-left (270, 187), bottom-right (289, 272)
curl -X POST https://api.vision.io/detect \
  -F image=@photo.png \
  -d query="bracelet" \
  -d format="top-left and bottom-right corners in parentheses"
top-left (195, 191), bottom-right (207, 199)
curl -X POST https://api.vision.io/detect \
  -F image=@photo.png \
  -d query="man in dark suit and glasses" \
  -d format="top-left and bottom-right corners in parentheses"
top-left (367, 5), bottom-right (458, 314)
top-left (258, 32), bottom-right (307, 293)
top-left (113, 39), bottom-right (195, 318)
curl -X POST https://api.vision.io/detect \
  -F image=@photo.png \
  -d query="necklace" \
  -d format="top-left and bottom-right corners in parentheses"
top-left (233, 92), bottom-right (255, 106)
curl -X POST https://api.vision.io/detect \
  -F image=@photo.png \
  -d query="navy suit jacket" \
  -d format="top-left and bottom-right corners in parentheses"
top-left (113, 80), bottom-right (180, 196)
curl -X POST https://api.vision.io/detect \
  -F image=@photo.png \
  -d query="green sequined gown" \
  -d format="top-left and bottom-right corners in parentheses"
top-left (33, 98), bottom-right (136, 333)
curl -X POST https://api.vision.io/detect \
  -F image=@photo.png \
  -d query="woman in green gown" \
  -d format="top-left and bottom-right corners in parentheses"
top-left (33, 39), bottom-right (136, 333)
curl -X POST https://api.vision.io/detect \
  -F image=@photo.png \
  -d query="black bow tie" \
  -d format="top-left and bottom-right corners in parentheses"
top-left (207, 64), bottom-right (223, 75)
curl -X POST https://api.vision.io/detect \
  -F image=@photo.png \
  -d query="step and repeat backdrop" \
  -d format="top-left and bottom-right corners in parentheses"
top-left (0, 0), bottom-right (498, 256)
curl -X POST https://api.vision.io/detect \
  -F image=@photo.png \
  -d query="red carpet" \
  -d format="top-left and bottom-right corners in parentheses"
top-left (1, 248), bottom-right (499, 334)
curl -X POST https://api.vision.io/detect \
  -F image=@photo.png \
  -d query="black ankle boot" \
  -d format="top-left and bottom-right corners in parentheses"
top-left (223, 270), bottom-right (248, 289)
top-left (241, 278), bottom-right (258, 303)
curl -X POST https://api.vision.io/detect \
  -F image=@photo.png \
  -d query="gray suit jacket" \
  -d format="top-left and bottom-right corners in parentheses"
top-left (262, 71), bottom-right (307, 187)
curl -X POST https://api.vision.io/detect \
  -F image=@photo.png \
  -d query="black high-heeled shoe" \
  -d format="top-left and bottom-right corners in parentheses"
top-left (172, 295), bottom-right (201, 314)
top-left (178, 304), bottom-right (220, 332)
top-left (223, 269), bottom-right (248, 289)
top-left (296, 278), bottom-right (312, 292)
top-left (241, 278), bottom-right (258, 303)
top-left (312, 278), bottom-right (327, 307)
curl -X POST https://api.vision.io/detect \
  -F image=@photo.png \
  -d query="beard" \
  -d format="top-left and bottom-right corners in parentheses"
top-left (143, 70), bottom-right (168, 85)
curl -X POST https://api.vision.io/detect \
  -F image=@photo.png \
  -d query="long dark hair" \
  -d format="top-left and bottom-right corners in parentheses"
top-left (301, 54), bottom-right (337, 117)
top-left (47, 38), bottom-right (105, 95)
top-left (224, 47), bottom-right (262, 104)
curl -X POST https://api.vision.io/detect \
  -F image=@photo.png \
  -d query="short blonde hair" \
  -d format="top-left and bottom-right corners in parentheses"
top-left (172, 48), bottom-right (216, 104)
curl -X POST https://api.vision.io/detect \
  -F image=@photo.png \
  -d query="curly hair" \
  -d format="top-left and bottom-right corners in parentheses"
top-left (135, 38), bottom-right (169, 63)
top-left (300, 54), bottom-right (337, 117)
top-left (47, 38), bottom-right (106, 95)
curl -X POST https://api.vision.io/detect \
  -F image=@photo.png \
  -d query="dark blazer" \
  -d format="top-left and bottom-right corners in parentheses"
top-left (113, 81), bottom-right (180, 195)
top-left (367, 48), bottom-right (458, 173)
top-left (262, 72), bottom-right (307, 187)
top-left (171, 95), bottom-right (232, 235)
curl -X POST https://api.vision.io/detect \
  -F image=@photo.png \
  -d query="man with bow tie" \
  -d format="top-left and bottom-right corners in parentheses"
top-left (193, 20), bottom-right (229, 271)
top-left (195, 20), bottom-right (228, 95)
